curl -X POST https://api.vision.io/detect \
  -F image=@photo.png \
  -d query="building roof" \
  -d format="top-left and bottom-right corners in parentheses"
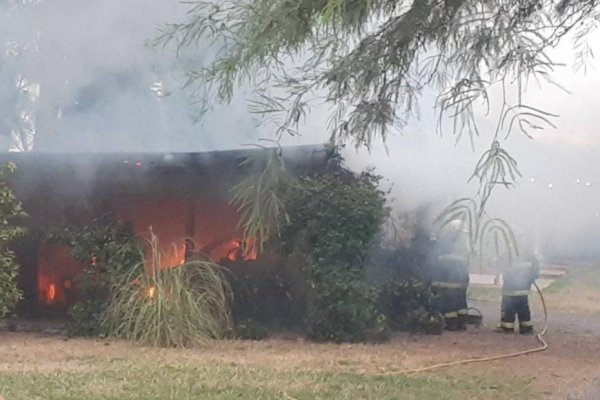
top-left (2, 144), bottom-right (332, 226)
top-left (0, 144), bottom-right (329, 171)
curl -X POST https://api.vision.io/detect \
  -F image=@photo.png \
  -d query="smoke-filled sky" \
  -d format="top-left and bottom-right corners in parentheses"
top-left (0, 0), bottom-right (260, 152)
top-left (1, 0), bottom-right (600, 260)
top-left (339, 39), bottom-right (600, 261)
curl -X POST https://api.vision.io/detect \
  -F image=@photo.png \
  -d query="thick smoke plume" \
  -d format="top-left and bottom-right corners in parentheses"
top-left (1, 0), bottom-right (599, 261)
top-left (0, 0), bottom-right (259, 152)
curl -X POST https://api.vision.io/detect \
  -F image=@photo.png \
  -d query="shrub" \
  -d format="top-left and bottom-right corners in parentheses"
top-left (68, 298), bottom-right (107, 335)
top-left (364, 313), bottom-right (393, 344)
top-left (234, 318), bottom-right (269, 340)
top-left (369, 206), bottom-right (444, 333)
top-left (103, 234), bottom-right (232, 347)
top-left (0, 251), bottom-right (23, 318)
top-left (281, 169), bottom-right (388, 342)
top-left (225, 258), bottom-right (301, 331)
top-left (230, 148), bottom-right (392, 341)
top-left (305, 268), bottom-right (378, 342)
top-left (415, 311), bottom-right (444, 335)
top-left (49, 217), bottom-right (142, 335)
top-left (375, 277), bottom-right (434, 331)
top-left (0, 163), bottom-right (27, 319)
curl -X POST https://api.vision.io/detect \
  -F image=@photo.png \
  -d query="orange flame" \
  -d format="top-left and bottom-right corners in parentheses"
top-left (224, 239), bottom-right (258, 262)
top-left (243, 238), bottom-right (259, 261)
top-left (161, 242), bottom-right (187, 269)
top-left (47, 284), bottom-right (56, 302)
top-left (147, 286), bottom-right (156, 299)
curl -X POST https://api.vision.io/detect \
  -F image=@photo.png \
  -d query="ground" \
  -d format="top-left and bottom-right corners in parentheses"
top-left (0, 264), bottom-right (598, 400)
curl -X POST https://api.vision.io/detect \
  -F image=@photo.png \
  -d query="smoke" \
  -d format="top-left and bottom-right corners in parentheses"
top-left (1, 0), bottom-right (599, 261)
top-left (338, 36), bottom-right (600, 263)
top-left (0, 0), bottom-right (260, 152)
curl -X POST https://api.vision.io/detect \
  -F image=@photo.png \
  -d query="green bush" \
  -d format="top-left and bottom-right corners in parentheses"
top-left (68, 298), bottom-right (107, 335)
top-left (0, 163), bottom-right (27, 319)
top-left (368, 206), bottom-right (444, 333)
top-left (49, 217), bottom-right (142, 335)
top-left (226, 259), bottom-right (302, 331)
top-left (376, 277), bottom-right (434, 331)
top-left (415, 311), bottom-right (444, 335)
top-left (281, 169), bottom-right (388, 342)
top-left (364, 313), bottom-right (393, 343)
top-left (0, 251), bottom-right (23, 318)
top-left (305, 269), bottom-right (378, 342)
top-left (103, 234), bottom-right (232, 347)
top-left (234, 318), bottom-right (269, 340)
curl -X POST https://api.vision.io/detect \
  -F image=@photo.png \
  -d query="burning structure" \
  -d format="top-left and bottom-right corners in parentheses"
top-left (2, 145), bottom-right (329, 316)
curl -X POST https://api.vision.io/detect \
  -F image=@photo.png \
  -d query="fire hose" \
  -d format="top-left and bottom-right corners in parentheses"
top-left (382, 281), bottom-right (548, 376)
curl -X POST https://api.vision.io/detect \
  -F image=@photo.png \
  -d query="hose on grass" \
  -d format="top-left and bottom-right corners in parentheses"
top-left (382, 281), bottom-right (548, 376)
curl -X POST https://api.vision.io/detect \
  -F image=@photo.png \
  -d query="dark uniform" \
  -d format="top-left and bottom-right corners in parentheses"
top-left (499, 259), bottom-right (540, 334)
top-left (430, 254), bottom-right (470, 330)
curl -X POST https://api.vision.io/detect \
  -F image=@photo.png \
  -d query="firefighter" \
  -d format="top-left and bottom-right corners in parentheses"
top-left (430, 254), bottom-right (470, 330)
top-left (497, 258), bottom-right (540, 334)
top-left (427, 235), bottom-right (470, 331)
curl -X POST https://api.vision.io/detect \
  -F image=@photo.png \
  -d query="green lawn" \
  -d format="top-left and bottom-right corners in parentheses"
top-left (0, 355), bottom-right (531, 400)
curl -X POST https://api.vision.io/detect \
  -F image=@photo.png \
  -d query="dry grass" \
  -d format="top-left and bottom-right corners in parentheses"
top-left (469, 264), bottom-right (600, 315)
top-left (0, 332), bottom-right (537, 400)
top-left (1, 264), bottom-right (598, 399)
top-left (0, 333), bottom-right (513, 375)
top-left (2, 327), bottom-right (599, 399)
top-left (539, 265), bottom-right (600, 315)
top-left (1, 322), bottom-right (599, 399)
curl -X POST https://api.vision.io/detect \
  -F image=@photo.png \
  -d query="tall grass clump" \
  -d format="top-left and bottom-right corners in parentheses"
top-left (103, 234), bottom-right (232, 347)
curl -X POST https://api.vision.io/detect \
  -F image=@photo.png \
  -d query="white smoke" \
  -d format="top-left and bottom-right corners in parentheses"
top-left (2, 0), bottom-right (600, 260)
top-left (0, 0), bottom-right (260, 152)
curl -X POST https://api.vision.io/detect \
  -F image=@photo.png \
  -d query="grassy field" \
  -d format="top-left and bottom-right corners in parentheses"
top-left (0, 360), bottom-right (529, 400)
top-left (3, 264), bottom-right (597, 400)
top-left (539, 264), bottom-right (600, 314)
top-left (0, 334), bottom-right (533, 400)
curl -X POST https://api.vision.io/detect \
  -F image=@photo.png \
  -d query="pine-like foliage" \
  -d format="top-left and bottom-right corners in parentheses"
top-left (158, 0), bottom-right (599, 265)
top-left (157, 0), bottom-right (596, 147)
top-left (230, 144), bottom-right (296, 253)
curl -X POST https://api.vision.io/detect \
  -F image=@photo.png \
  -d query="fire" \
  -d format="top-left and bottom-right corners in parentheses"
top-left (226, 243), bottom-right (239, 261)
top-left (243, 238), bottom-right (259, 261)
top-left (47, 284), bottom-right (56, 302)
top-left (37, 244), bottom-right (81, 308)
top-left (147, 286), bottom-right (156, 299)
top-left (34, 197), bottom-right (265, 314)
top-left (156, 242), bottom-right (187, 270)
top-left (174, 242), bottom-right (187, 266)
top-left (114, 197), bottom-right (262, 264)
top-left (225, 239), bottom-right (258, 262)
